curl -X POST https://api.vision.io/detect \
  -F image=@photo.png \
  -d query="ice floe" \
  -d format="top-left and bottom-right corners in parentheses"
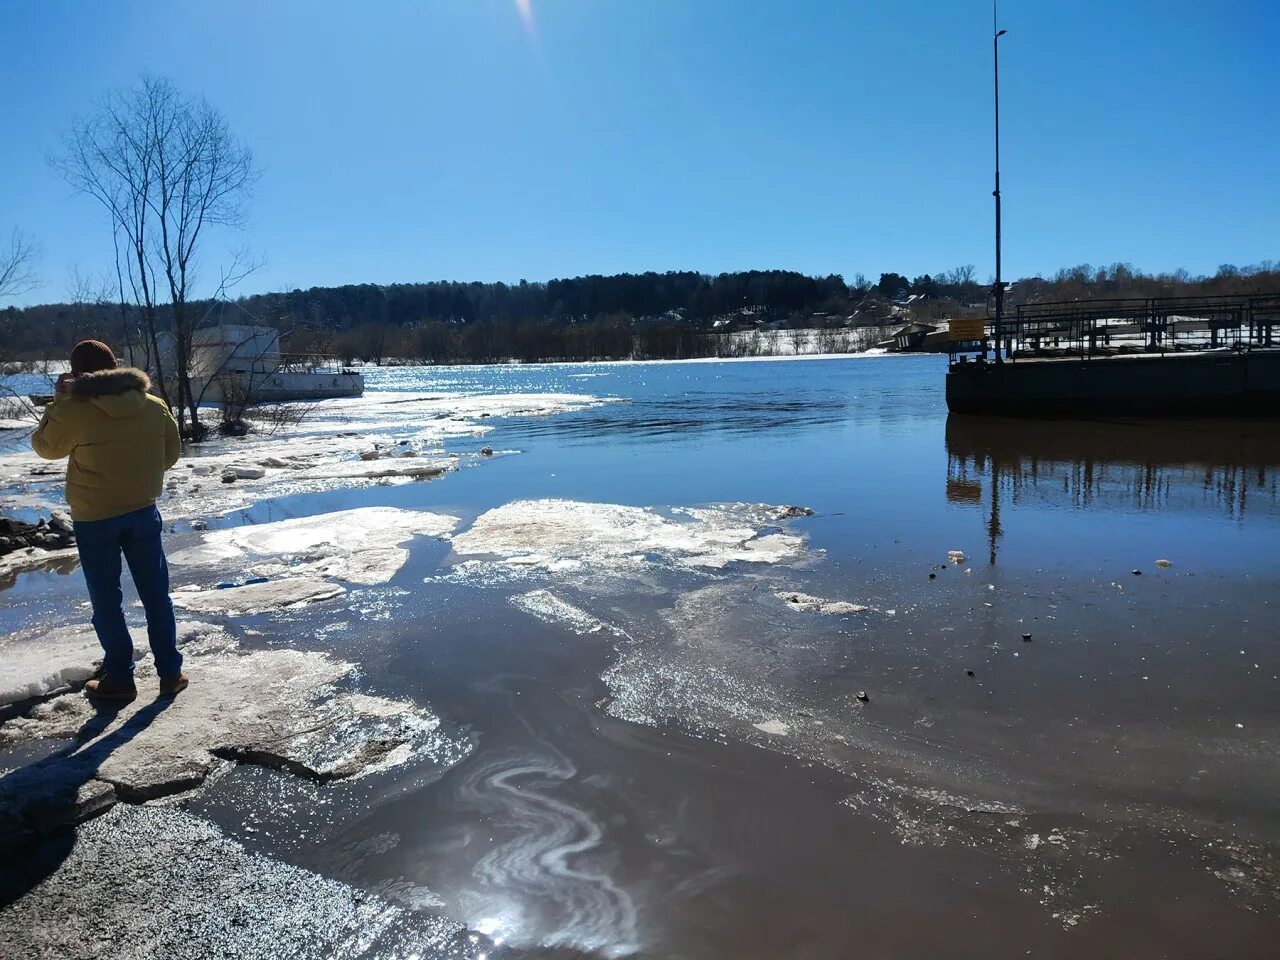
top-left (451, 499), bottom-right (807, 574)
top-left (0, 544), bottom-right (79, 586)
top-left (166, 507), bottom-right (461, 613)
top-left (170, 506), bottom-right (458, 586)
top-left (776, 591), bottom-right (869, 615)
top-left (511, 589), bottom-right (622, 636)
top-left (171, 577), bottom-right (347, 615)
top-left (0, 622), bottom-right (152, 712)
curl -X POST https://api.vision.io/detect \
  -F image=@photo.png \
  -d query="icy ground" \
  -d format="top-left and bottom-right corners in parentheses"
top-left (0, 620), bottom-right (469, 839)
top-left (0, 805), bottom-right (483, 960)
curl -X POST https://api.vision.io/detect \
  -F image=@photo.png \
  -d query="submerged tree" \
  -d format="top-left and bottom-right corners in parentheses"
top-left (56, 76), bottom-right (256, 437)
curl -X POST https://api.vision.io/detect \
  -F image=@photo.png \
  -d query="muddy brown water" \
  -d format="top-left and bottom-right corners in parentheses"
top-left (5, 356), bottom-right (1280, 957)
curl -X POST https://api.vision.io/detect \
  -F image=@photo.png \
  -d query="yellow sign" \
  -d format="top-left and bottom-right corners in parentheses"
top-left (950, 318), bottom-right (986, 341)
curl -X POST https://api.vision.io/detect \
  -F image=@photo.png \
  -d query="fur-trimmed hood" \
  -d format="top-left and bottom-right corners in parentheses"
top-left (70, 367), bottom-right (151, 398)
top-left (69, 367), bottom-right (153, 420)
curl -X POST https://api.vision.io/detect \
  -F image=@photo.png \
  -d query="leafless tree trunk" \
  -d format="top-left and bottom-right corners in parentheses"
top-left (55, 76), bottom-right (256, 438)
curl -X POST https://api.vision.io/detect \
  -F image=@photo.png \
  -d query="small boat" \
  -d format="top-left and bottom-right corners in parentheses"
top-left (190, 325), bottom-right (364, 405)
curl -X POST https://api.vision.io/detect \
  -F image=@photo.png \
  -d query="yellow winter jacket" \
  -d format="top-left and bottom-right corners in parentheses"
top-left (32, 368), bottom-right (181, 522)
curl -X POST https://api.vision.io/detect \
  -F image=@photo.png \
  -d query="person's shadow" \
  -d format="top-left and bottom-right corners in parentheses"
top-left (0, 695), bottom-right (174, 908)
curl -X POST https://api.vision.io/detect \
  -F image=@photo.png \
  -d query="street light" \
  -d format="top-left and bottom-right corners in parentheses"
top-left (992, 17), bottom-right (1008, 362)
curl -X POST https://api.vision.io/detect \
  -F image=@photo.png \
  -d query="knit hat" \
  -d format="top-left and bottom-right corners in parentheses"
top-left (70, 339), bottom-right (118, 375)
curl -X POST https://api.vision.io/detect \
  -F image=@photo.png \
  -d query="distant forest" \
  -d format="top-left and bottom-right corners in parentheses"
top-left (3, 261), bottom-right (1277, 365)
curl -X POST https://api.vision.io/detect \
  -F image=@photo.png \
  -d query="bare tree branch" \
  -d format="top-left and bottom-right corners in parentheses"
top-left (0, 230), bottom-right (39, 301)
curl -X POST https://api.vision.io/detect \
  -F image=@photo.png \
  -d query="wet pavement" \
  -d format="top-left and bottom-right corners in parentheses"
top-left (2, 355), bottom-right (1279, 957)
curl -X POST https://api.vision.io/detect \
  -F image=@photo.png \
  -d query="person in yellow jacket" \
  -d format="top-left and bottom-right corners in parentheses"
top-left (32, 339), bottom-right (189, 701)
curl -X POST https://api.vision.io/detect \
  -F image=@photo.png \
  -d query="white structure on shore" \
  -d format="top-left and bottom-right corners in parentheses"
top-left (190, 325), bottom-right (363, 404)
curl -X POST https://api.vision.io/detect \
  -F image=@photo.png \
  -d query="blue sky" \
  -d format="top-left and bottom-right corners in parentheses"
top-left (2, 0), bottom-right (1277, 305)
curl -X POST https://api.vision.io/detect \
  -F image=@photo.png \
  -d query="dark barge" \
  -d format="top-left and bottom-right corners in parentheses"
top-left (946, 293), bottom-right (1280, 416)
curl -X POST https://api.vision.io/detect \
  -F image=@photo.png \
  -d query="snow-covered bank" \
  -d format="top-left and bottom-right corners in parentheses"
top-left (0, 389), bottom-right (613, 525)
top-left (0, 621), bottom-right (469, 836)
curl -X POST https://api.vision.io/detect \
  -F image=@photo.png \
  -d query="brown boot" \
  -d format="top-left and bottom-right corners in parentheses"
top-left (159, 673), bottom-right (189, 696)
top-left (85, 676), bottom-right (138, 702)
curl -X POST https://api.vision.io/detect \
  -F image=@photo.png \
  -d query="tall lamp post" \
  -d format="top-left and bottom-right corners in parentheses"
top-left (992, 16), bottom-right (1008, 363)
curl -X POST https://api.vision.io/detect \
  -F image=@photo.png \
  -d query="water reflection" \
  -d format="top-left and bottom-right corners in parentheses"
top-left (946, 415), bottom-right (1280, 564)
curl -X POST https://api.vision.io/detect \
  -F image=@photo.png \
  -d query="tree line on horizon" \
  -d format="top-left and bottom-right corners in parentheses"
top-left (3, 259), bottom-right (1277, 366)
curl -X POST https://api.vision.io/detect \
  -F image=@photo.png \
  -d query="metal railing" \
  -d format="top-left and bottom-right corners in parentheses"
top-left (950, 292), bottom-right (1280, 362)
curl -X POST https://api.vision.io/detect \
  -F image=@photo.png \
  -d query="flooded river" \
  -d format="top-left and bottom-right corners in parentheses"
top-left (3, 354), bottom-right (1278, 957)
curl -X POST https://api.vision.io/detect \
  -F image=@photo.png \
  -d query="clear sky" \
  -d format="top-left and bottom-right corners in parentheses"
top-left (2, 0), bottom-right (1277, 306)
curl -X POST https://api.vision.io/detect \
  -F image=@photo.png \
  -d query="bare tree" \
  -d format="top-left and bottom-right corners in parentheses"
top-left (55, 76), bottom-right (256, 438)
top-left (0, 230), bottom-right (38, 302)
top-left (0, 230), bottom-right (41, 424)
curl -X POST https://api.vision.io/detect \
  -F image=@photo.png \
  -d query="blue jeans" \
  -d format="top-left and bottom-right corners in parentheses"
top-left (74, 505), bottom-right (182, 683)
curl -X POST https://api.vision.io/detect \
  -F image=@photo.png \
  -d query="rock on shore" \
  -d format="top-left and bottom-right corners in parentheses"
top-left (0, 513), bottom-right (74, 556)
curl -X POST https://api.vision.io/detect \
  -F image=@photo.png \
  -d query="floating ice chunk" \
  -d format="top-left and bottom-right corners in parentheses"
top-left (776, 591), bottom-right (869, 615)
top-left (171, 578), bottom-right (346, 615)
top-left (451, 499), bottom-right (806, 574)
top-left (170, 507), bottom-right (459, 587)
top-left (221, 463), bottom-right (266, 480)
top-left (0, 545), bottom-right (79, 582)
top-left (753, 720), bottom-right (791, 736)
top-left (294, 457), bottom-right (453, 481)
top-left (511, 589), bottom-right (622, 636)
